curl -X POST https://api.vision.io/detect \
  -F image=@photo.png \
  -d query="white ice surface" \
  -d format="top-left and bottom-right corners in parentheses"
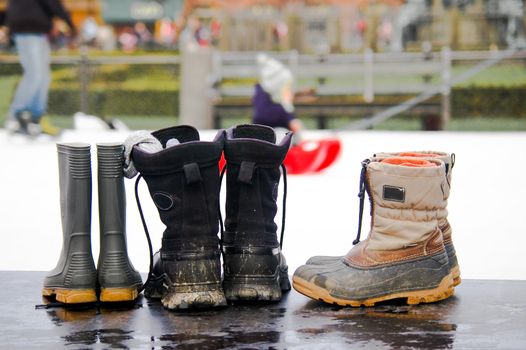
top-left (0, 128), bottom-right (524, 280)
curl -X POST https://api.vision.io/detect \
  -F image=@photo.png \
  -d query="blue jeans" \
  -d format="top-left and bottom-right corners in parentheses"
top-left (8, 34), bottom-right (51, 122)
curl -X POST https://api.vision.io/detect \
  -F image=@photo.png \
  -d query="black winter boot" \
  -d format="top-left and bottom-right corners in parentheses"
top-left (222, 124), bottom-right (292, 301)
top-left (132, 126), bottom-right (227, 309)
top-left (97, 143), bottom-right (142, 302)
top-left (42, 143), bottom-right (97, 304)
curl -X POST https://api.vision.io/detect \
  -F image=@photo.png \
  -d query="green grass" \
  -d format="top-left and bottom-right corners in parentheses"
top-left (0, 76), bottom-right (18, 121)
top-left (3, 59), bottom-right (526, 132)
top-left (454, 63), bottom-right (526, 87)
top-left (49, 114), bottom-right (179, 131)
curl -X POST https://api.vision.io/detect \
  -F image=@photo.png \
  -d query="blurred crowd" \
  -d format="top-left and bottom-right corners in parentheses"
top-left (0, 15), bottom-right (223, 52)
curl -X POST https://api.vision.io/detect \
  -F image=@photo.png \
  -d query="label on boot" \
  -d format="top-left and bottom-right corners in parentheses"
top-left (383, 185), bottom-right (405, 202)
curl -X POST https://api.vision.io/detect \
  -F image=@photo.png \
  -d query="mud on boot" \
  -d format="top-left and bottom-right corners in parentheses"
top-left (96, 143), bottom-right (142, 302)
top-left (293, 157), bottom-right (454, 307)
top-left (132, 126), bottom-right (227, 310)
top-left (222, 124), bottom-right (292, 302)
top-left (42, 143), bottom-right (97, 304)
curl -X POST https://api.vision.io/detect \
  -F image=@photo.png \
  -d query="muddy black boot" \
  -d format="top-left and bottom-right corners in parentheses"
top-left (42, 143), bottom-right (97, 304)
top-left (222, 124), bottom-right (292, 301)
top-left (132, 126), bottom-right (226, 310)
top-left (293, 157), bottom-right (454, 307)
top-left (97, 143), bottom-right (142, 302)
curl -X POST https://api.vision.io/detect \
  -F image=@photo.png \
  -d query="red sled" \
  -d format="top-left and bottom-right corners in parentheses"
top-left (219, 138), bottom-right (341, 175)
top-left (284, 138), bottom-right (341, 175)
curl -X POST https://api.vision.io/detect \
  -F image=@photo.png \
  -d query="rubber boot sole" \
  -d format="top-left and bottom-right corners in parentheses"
top-left (223, 267), bottom-right (291, 302)
top-left (100, 286), bottom-right (140, 302)
top-left (451, 265), bottom-right (461, 287)
top-left (292, 273), bottom-right (455, 307)
top-left (42, 287), bottom-right (97, 304)
top-left (161, 283), bottom-right (227, 310)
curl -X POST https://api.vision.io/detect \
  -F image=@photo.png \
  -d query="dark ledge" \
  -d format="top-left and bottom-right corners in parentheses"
top-left (1, 271), bottom-right (525, 349)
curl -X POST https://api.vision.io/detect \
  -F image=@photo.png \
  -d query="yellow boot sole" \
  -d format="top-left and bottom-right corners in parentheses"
top-left (42, 288), bottom-right (97, 304)
top-left (99, 287), bottom-right (139, 302)
top-left (293, 273), bottom-right (455, 307)
top-left (451, 265), bottom-right (461, 287)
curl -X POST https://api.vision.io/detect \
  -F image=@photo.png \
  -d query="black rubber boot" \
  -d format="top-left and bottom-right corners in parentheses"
top-left (132, 126), bottom-right (227, 310)
top-left (97, 143), bottom-right (143, 302)
top-left (222, 124), bottom-right (292, 301)
top-left (42, 143), bottom-right (97, 304)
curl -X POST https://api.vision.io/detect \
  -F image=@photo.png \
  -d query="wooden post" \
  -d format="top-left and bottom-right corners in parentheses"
top-left (441, 46), bottom-right (452, 129)
top-left (364, 48), bottom-right (374, 103)
top-left (79, 45), bottom-right (89, 114)
top-left (179, 46), bottom-right (214, 129)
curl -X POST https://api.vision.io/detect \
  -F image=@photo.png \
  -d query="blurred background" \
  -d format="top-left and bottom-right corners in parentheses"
top-left (1, 0), bottom-right (526, 132)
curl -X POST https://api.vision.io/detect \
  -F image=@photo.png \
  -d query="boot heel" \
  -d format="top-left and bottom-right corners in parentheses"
top-left (223, 279), bottom-right (282, 301)
top-left (162, 283), bottom-right (227, 310)
top-left (223, 250), bottom-right (288, 301)
top-left (161, 258), bottom-right (227, 309)
top-left (100, 287), bottom-right (139, 302)
top-left (406, 273), bottom-right (455, 305)
top-left (43, 288), bottom-right (97, 304)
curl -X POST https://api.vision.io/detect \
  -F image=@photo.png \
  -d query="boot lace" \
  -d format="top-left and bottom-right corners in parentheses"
top-left (279, 164), bottom-right (288, 250)
top-left (134, 175), bottom-right (156, 294)
top-left (352, 159), bottom-right (370, 245)
top-left (218, 166), bottom-right (227, 252)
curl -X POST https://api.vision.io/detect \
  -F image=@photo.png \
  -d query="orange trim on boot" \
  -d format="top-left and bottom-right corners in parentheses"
top-left (398, 152), bottom-right (441, 158)
top-left (381, 157), bottom-right (438, 167)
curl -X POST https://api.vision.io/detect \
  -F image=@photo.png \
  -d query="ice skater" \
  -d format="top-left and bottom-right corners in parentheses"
top-left (4, 0), bottom-right (76, 137)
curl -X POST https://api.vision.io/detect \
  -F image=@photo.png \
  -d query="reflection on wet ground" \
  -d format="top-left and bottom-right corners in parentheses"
top-left (1, 272), bottom-right (526, 349)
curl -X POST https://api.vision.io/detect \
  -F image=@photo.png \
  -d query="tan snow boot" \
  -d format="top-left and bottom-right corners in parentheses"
top-left (293, 157), bottom-right (454, 307)
top-left (305, 151), bottom-right (461, 287)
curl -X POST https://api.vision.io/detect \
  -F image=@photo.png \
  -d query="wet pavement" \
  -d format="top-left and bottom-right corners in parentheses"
top-left (0, 272), bottom-right (525, 349)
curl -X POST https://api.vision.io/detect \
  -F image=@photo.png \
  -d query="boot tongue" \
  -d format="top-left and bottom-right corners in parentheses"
top-left (152, 125), bottom-right (200, 147)
top-left (233, 124), bottom-right (276, 144)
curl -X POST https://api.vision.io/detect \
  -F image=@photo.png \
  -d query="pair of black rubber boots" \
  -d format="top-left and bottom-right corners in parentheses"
top-left (42, 143), bottom-right (142, 304)
top-left (132, 124), bottom-right (291, 310)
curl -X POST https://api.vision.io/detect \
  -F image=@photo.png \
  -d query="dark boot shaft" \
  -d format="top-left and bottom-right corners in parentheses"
top-left (58, 143), bottom-right (92, 239)
top-left (223, 124), bottom-right (291, 247)
top-left (97, 143), bottom-right (142, 295)
top-left (222, 124), bottom-right (292, 302)
top-left (131, 126), bottom-right (227, 309)
top-left (43, 143), bottom-right (97, 303)
top-left (132, 126), bottom-right (224, 242)
top-left (98, 143), bottom-right (126, 243)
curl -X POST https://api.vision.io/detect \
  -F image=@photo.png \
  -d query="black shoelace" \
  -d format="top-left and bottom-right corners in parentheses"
top-left (279, 164), bottom-right (288, 250)
top-left (218, 166), bottom-right (227, 252)
top-left (134, 174), bottom-right (155, 294)
top-left (352, 159), bottom-right (371, 245)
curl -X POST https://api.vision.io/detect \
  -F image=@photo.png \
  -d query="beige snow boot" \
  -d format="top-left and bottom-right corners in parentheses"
top-left (305, 151), bottom-right (460, 287)
top-left (293, 157), bottom-right (454, 307)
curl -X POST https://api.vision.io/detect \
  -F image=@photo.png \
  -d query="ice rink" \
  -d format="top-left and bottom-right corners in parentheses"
top-left (1, 128), bottom-right (525, 281)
